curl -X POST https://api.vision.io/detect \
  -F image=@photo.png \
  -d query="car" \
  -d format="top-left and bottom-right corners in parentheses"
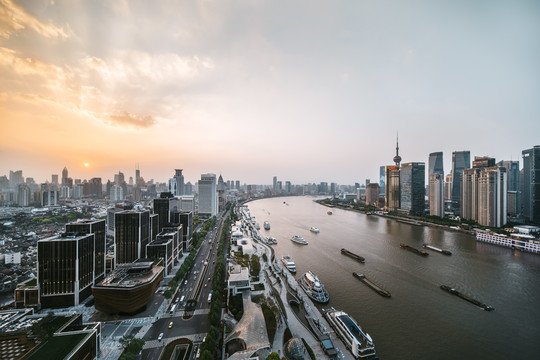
top-left (184, 280), bottom-right (188, 285)
top-left (169, 321), bottom-right (173, 329)
top-left (204, 283), bottom-right (207, 287)
top-left (158, 333), bottom-right (164, 341)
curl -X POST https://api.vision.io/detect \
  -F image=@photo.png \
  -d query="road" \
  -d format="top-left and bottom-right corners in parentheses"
top-left (141, 211), bottom-right (228, 360)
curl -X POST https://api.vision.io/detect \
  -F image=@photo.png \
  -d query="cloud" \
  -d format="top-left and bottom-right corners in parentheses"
top-left (0, 0), bottom-right (68, 39)
top-left (104, 112), bottom-right (156, 129)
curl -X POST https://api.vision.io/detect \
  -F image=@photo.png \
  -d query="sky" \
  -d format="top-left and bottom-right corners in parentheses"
top-left (1, 0), bottom-right (539, 185)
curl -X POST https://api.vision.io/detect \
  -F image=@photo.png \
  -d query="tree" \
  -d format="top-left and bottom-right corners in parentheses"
top-left (119, 335), bottom-right (134, 349)
top-left (200, 349), bottom-right (213, 360)
top-left (266, 352), bottom-right (281, 360)
top-left (126, 338), bottom-right (145, 354)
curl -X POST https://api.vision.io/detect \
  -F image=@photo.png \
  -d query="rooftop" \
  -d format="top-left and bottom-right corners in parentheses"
top-left (94, 260), bottom-right (163, 288)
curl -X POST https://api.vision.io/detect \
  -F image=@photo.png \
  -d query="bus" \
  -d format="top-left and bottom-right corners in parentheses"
top-left (169, 304), bottom-right (177, 315)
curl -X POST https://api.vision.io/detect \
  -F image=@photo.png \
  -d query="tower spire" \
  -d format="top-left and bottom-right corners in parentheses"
top-left (393, 132), bottom-right (402, 167)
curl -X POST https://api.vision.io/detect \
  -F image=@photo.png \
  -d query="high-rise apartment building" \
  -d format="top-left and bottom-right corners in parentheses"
top-left (462, 167), bottom-right (507, 227)
top-left (366, 183), bottom-right (380, 206)
top-left (66, 219), bottom-right (106, 282)
top-left (497, 160), bottom-right (521, 217)
top-left (451, 151), bottom-right (471, 215)
top-left (171, 169), bottom-right (184, 196)
top-left (400, 162), bottom-right (425, 216)
top-left (198, 173), bottom-right (217, 216)
top-left (114, 210), bottom-right (150, 264)
top-left (429, 173), bottom-right (444, 218)
top-left (473, 156), bottom-right (495, 169)
top-left (522, 146), bottom-right (540, 223)
top-left (38, 233), bottom-right (95, 308)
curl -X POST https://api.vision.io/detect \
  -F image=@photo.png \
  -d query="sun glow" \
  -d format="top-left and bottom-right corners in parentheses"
top-left (84, 163), bottom-right (89, 167)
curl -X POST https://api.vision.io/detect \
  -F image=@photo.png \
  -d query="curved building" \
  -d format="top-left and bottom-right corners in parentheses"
top-left (92, 259), bottom-right (163, 314)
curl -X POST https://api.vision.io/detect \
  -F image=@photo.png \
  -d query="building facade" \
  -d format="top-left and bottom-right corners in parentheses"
top-left (365, 183), bottom-right (380, 206)
top-left (400, 162), bottom-right (425, 216)
top-left (65, 219), bottom-right (106, 282)
top-left (385, 166), bottom-right (400, 211)
top-left (114, 210), bottom-right (150, 264)
top-left (38, 233), bottom-right (95, 308)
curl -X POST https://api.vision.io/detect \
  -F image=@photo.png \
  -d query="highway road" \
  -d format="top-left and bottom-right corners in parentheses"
top-left (141, 211), bottom-right (229, 360)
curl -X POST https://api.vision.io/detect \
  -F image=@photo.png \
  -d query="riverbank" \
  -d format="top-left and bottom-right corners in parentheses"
top-left (315, 199), bottom-right (475, 236)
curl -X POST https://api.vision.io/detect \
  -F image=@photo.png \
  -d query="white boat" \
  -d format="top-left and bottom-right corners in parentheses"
top-left (299, 271), bottom-right (329, 303)
top-left (264, 221), bottom-right (270, 230)
top-left (280, 255), bottom-right (296, 273)
top-left (310, 227), bottom-right (320, 233)
top-left (324, 308), bottom-right (376, 359)
top-left (291, 235), bottom-right (308, 245)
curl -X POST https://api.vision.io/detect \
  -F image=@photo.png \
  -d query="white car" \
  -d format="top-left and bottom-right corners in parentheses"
top-left (158, 333), bottom-right (164, 341)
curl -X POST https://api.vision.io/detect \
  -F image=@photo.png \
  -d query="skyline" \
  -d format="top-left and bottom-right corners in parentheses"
top-left (1, 0), bottom-right (539, 184)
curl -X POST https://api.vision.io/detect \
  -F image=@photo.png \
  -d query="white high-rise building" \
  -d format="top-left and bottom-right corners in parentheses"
top-left (429, 173), bottom-right (444, 218)
top-left (110, 185), bottom-right (123, 201)
top-left (180, 195), bottom-right (195, 212)
top-left (198, 173), bottom-right (217, 216)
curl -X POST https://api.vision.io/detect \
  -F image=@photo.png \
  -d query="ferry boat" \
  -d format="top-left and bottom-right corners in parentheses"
top-left (310, 227), bottom-right (320, 233)
top-left (475, 229), bottom-right (540, 255)
top-left (324, 308), bottom-right (377, 359)
top-left (299, 271), bottom-right (329, 303)
top-left (423, 244), bottom-right (452, 255)
top-left (291, 235), bottom-right (308, 245)
top-left (264, 221), bottom-right (271, 230)
top-left (280, 255), bottom-right (296, 273)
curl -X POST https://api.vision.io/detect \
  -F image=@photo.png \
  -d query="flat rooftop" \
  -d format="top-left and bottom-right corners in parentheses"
top-left (95, 260), bottom-right (163, 288)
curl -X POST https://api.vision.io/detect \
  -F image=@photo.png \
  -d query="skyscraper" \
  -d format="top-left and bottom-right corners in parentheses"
top-left (379, 166), bottom-right (386, 196)
top-left (385, 166), bottom-right (400, 211)
top-left (428, 152), bottom-right (444, 177)
top-left (66, 219), bottom-right (106, 282)
top-left (273, 176), bottom-right (278, 193)
top-left (400, 162), bottom-right (425, 216)
top-left (366, 183), bottom-right (380, 206)
top-left (451, 150), bottom-right (471, 215)
top-left (153, 192), bottom-right (177, 232)
top-left (429, 173), bottom-right (444, 218)
top-left (497, 160), bottom-right (521, 217)
top-left (173, 169), bottom-right (184, 196)
top-left (38, 232), bottom-right (95, 308)
top-left (62, 166), bottom-right (68, 186)
top-left (522, 146), bottom-right (540, 223)
top-left (198, 173), bottom-right (217, 216)
top-left (114, 210), bottom-right (150, 264)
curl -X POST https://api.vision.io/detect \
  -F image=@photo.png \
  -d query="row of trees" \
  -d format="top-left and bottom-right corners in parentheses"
top-left (164, 217), bottom-right (216, 299)
top-left (199, 214), bottom-right (231, 360)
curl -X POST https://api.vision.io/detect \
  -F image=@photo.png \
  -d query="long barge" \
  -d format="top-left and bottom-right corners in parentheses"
top-left (400, 243), bottom-right (429, 257)
top-left (353, 272), bottom-right (391, 297)
top-left (423, 244), bottom-right (452, 255)
top-left (440, 285), bottom-right (494, 311)
top-left (341, 248), bottom-right (365, 263)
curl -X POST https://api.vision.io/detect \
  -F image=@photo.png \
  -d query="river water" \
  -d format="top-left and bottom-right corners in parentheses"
top-left (247, 196), bottom-right (540, 360)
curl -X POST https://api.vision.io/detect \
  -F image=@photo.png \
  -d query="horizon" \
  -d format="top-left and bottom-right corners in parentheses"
top-left (1, 1), bottom-right (539, 184)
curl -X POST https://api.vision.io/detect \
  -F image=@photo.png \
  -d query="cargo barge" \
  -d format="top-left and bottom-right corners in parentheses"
top-left (440, 285), bottom-right (494, 311)
top-left (341, 248), bottom-right (365, 263)
top-left (353, 272), bottom-right (391, 297)
top-left (400, 243), bottom-right (429, 257)
top-left (423, 244), bottom-right (452, 255)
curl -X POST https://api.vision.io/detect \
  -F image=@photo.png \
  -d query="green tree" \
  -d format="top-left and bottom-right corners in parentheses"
top-left (266, 352), bottom-right (281, 360)
top-left (119, 335), bottom-right (134, 349)
top-left (200, 349), bottom-right (213, 360)
top-left (126, 338), bottom-right (145, 354)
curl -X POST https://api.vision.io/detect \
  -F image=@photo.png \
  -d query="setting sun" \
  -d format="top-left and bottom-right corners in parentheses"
top-left (84, 163), bottom-right (89, 167)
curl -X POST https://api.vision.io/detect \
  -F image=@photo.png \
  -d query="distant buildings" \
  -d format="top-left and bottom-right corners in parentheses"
top-left (198, 173), bottom-right (218, 216)
top-left (385, 165), bottom-right (400, 211)
top-left (170, 169), bottom-right (184, 196)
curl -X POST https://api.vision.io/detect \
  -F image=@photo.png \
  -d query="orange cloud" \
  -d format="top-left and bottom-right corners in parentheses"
top-left (104, 112), bottom-right (156, 129)
top-left (0, 0), bottom-right (68, 39)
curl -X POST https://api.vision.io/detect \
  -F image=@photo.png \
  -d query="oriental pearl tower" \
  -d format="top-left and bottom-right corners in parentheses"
top-left (393, 133), bottom-right (401, 167)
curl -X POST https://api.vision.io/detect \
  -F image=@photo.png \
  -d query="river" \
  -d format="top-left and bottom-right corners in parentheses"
top-left (246, 196), bottom-right (540, 360)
